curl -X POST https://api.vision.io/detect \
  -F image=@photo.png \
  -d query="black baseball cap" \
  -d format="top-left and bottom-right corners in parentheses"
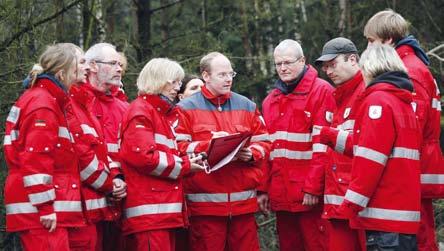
top-left (315, 37), bottom-right (358, 65)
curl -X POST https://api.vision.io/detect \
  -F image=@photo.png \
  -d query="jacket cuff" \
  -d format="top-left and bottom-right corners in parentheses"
top-left (319, 126), bottom-right (338, 147)
top-left (335, 200), bottom-right (362, 219)
top-left (37, 202), bottom-right (55, 217)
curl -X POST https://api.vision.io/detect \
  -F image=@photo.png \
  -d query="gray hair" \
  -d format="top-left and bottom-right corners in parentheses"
top-left (274, 39), bottom-right (304, 58)
top-left (84, 43), bottom-right (117, 62)
top-left (359, 44), bottom-right (407, 82)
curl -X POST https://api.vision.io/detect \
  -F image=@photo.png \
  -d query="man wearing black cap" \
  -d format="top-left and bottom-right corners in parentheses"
top-left (308, 37), bottom-right (365, 251)
top-left (260, 39), bottom-right (335, 251)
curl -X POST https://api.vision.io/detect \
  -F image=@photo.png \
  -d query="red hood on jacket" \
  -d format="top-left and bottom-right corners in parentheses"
top-left (201, 85), bottom-right (231, 106)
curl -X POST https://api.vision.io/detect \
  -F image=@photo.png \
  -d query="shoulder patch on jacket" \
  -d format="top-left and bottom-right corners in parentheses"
top-left (368, 105), bottom-right (382, 119)
top-left (411, 102), bottom-right (417, 113)
top-left (343, 107), bottom-right (351, 119)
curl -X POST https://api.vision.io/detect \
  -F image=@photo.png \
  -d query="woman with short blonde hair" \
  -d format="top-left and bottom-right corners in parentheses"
top-left (137, 58), bottom-right (185, 95)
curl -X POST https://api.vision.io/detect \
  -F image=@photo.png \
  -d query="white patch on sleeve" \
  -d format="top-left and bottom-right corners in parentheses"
top-left (343, 107), bottom-right (351, 119)
top-left (411, 102), bottom-right (417, 113)
top-left (325, 111), bottom-right (333, 123)
top-left (368, 105), bottom-right (382, 119)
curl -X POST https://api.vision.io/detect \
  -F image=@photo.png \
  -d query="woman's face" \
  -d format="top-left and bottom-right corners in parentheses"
top-left (66, 49), bottom-right (89, 87)
top-left (160, 78), bottom-right (182, 102)
top-left (179, 78), bottom-right (204, 100)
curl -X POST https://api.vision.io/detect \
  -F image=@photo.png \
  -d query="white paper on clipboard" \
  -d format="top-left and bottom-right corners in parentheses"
top-left (205, 137), bottom-right (250, 174)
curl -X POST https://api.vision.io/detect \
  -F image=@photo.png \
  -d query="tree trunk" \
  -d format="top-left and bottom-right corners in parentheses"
top-left (239, 1), bottom-right (253, 72)
top-left (54, 0), bottom-right (64, 41)
top-left (135, 0), bottom-right (151, 63)
top-left (160, 0), bottom-right (169, 55)
top-left (338, 0), bottom-right (347, 36)
top-left (95, 0), bottom-right (106, 42)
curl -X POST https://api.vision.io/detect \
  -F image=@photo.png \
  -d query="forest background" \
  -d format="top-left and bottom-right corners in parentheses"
top-left (1, 0), bottom-right (444, 250)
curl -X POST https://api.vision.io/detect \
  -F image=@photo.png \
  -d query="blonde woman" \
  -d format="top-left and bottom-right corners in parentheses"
top-left (119, 58), bottom-right (204, 251)
top-left (4, 43), bottom-right (85, 250)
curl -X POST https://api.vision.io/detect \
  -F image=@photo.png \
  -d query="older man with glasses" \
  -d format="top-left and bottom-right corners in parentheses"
top-left (83, 42), bottom-right (129, 251)
top-left (260, 39), bottom-right (335, 251)
top-left (175, 51), bottom-right (271, 251)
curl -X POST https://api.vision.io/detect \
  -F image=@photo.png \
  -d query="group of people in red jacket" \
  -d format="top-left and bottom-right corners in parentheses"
top-left (3, 9), bottom-right (443, 251)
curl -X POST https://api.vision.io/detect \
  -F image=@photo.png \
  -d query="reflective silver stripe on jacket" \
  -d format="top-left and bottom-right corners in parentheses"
top-left (90, 170), bottom-right (109, 189)
top-left (4, 130), bottom-right (20, 145)
top-left (324, 194), bottom-right (344, 205)
top-left (168, 155), bottom-right (183, 179)
top-left (3, 135), bottom-right (11, 145)
top-left (29, 189), bottom-right (56, 204)
top-left (125, 202), bottom-right (182, 219)
top-left (335, 130), bottom-right (349, 154)
top-left (151, 151), bottom-right (168, 176)
top-left (187, 190), bottom-right (256, 203)
top-left (432, 98), bottom-right (442, 111)
top-left (107, 143), bottom-right (119, 153)
top-left (251, 133), bottom-right (269, 142)
top-left (354, 146), bottom-right (388, 166)
top-left (58, 127), bottom-right (73, 142)
top-left (85, 197), bottom-right (108, 210)
top-left (5, 202), bottom-right (38, 214)
top-left (54, 201), bottom-right (83, 212)
top-left (358, 207), bottom-right (420, 222)
top-left (80, 124), bottom-right (98, 137)
top-left (155, 133), bottom-right (176, 149)
top-left (269, 131), bottom-right (312, 143)
top-left (337, 120), bottom-right (355, 131)
top-left (312, 143), bottom-right (328, 153)
top-left (311, 126), bottom-right (321, 136)
top-left (80, 155), bottom-right (99, 181)
top-left (109, 161), bottom-right (121, 169)
top-left (390, 147), bottom-right (419, 160)
top-left (176, 133), bottom-right (192, 141)
top-left (6, 201), bottom-right (82, 214)
top-left (345, 189), bottom-right (369, 208)
top-left (270, 149), bottom-right (312, 160)
top-left (421, 174), bottom-right (444, 184)
top-left (23, 174), bottom-right (53, 187)
top-left (7, 106), bottom-right (20, 124)
top-left (186, 141), bottom-right (199, 154)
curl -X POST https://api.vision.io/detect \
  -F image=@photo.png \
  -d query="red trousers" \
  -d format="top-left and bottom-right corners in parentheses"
top-left (20, 228), bottom-right (70, 251)
top-left (326, 219), bottom-right (365, 251)
top-left (275, 207), bottom-right (328, 251)
top-left (417, 199), bottom-right (438, 251)
top-left (126, 229), bottom-right (176, 251)
top-left (68, 223), bottom-right (98, 251)
top-left (189, 214), bottom-right (260, 251)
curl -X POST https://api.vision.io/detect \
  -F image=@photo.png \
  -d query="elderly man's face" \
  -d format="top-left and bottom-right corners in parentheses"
top-left (91, 47), bottom-right (123, 91)
top-left (274, 49), bottom-right (305, 84)
top-left (203, 55), bottom-right (234, 96)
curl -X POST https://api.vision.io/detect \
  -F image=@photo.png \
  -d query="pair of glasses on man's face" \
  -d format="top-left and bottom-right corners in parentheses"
top-left (95, 60), bottom-right (124, 68)
top-left (274, 56), bottom-right (303, 68)
top-left (215, 71), bottom-right (237, 79)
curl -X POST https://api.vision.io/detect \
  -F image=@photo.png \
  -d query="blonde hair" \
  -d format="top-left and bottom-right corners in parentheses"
top-left (119, 52), bottom-right (128, 75)
top-left (364, 9), bottom-right (409, 44)
top-left (359, 44), bottom-right (407, 82)
top-left (29, 43), bottom-right (81, 87)
top-left (200, 52), bottom-right (225, 73)
top-left (274, 39), bottom-right (304, 59)
top-left (137, 58), bottom-right (184, 94)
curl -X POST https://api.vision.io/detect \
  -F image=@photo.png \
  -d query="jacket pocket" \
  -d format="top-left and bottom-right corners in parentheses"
top-left (286, 169), bottom-right (305, 202)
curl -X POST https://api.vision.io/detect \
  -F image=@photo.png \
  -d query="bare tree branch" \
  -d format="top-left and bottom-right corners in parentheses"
top-left (150, 0), bottom-right (183, 13)
top-left (426, 44), bottom-right (444, 62)
top-left (0, 0), bottom-right (82, 53)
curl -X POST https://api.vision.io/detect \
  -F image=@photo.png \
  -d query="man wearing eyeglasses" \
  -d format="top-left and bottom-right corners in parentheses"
top-left (83, 43), bottom-right (129, 251)
top-left (260, 39), bottom-right (335, 251)
top-left (312, 37), bottom-right (365, 251)
top-left (175, 52), bottom-right (271, 251)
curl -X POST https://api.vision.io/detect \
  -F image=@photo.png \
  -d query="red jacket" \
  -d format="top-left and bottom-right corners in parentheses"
top-left (319, 71), bottom-right (365, 219)
top-left (119, 94), bottom-right (191, 235)
top-left (81, 83), bottom-right (129, 178)
top-left (4, 77), bottom-right (85, 232)
top-left (175, 86), bottom-right (271, 216)
top-left (322, 74), bottom-right (421, 234)
top-left (66, 85), bottom-right (116, 223)
top-left (262, 65), bottom-right (335, 212)
top-left (396, 45), bottom-right (444, 198)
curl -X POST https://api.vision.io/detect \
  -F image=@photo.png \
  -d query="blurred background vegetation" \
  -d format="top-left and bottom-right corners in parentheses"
top-left (1, 0), bottom-right (443, 250)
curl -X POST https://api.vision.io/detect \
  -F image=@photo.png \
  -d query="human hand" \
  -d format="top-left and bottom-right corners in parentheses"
top-left (112, 178), bottom-right (127, 200)
top-left (257, 193), bottom-right (271, 215)
top-left (40, 213), bottom-right (57, 232)
top-left (235, 147), bottom-right (253, 162)
top-left (302, 193), bottom-right (319, 206)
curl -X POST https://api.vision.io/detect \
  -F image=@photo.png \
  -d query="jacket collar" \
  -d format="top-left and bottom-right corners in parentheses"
top-left (395, 35), bottom-right (430, 65)
top-left (363, 71), bottom-right (414, 103)
top-left (333, 71), bottom-right (364, 104)
top-left (69, 84), bottom-right (94, 109)
top-left (34, 77), bottom-right (70, 109)
top-left (201, 85), bottom-right (232, 107)
top-left (274, 65), bottom-right (307, 94)
top-left (140, 94), bottom-right (174, 115)
top-left (273, 65), bottom-right (318, 96)
top-left (83, 81), bottom-right (115, 102)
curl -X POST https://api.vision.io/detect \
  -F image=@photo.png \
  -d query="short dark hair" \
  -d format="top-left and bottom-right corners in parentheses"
top-left (179, 74), bottom-right (204, 94)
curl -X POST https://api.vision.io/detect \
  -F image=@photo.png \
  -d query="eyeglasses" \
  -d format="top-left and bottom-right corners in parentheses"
top-left (275, 57), bottom-right (303, 68)
top-left (95, 60), bottom-right (124, 68)
top-left (215, 71), bottom-right (237, 79)
top-left (167, 80), bottom-right (183, 88)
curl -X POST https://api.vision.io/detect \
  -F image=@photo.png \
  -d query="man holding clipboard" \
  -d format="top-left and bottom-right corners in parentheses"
top-left (175, 52), bottom-right (271, 251)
